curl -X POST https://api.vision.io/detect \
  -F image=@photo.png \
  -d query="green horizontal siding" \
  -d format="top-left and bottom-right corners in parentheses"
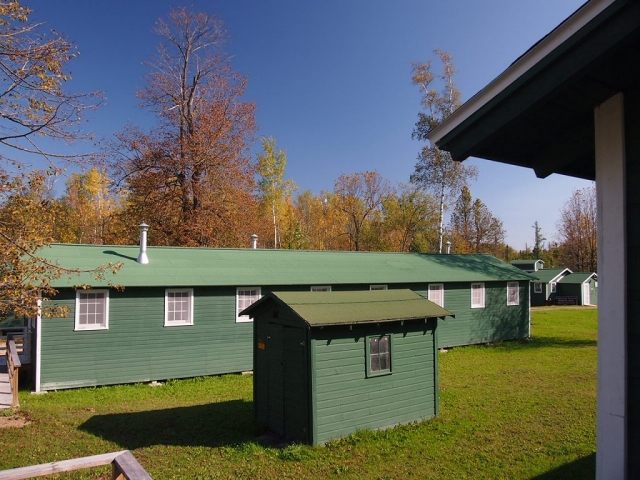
top-left (420, 281), bottom-right (529, 348)
top-left (40, 287), bottom-right (253, 390)
top-left (311, 324), bottom-right (437, 445)
top-left (40, 280), bottom-right (528, 390)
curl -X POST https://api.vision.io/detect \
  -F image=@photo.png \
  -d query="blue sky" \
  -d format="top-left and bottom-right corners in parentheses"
top-left (25, 0), bottom-right (590, 250)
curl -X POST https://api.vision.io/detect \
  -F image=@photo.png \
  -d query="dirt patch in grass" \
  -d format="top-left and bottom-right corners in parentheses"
top-left (0, 411), bottom-right (30, 428)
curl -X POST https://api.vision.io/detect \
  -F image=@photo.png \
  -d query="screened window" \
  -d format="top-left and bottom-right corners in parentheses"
top-left (310, 285), bottom-right (331, 292)
top-left (534, 282), bottom-right (542, 294)
top-left (551, 282), bottom-right (557, 293)
top-left (165, 289), bottom-right (193, 326)
top-left (507, 282), bottom-right (519, 306)
top-left (471, 283), bottom-right (485, 308)
top-left (367, 335), bottom-right (391, 377)
top-left (75, 290), bottom-right (109, 331)
top-left (237, 287), bottom-right (261, 323)
top-left (428, 284), bottom-right (444, 307)
top-left (370, 285), bottom-right (388, 291)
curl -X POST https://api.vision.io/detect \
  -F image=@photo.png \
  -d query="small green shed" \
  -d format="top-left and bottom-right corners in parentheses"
top-left (241, 289), bottom-right (453, 445)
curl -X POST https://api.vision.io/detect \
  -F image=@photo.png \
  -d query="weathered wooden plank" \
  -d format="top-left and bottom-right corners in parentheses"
top-left (0, 451), bottom-right (126, 480)
top-left (112, 451), bottom-right (153, 480)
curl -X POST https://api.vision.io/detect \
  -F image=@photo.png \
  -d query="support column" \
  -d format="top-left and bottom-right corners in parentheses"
top-left (595, 92), bottom-right (626, 479)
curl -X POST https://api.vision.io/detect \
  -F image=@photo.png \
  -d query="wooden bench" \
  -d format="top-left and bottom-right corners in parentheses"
top-left (555, 296), bottom-right (578, 305)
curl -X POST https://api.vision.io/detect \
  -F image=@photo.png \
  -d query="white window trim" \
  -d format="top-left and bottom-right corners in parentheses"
top-left (310, 285), bottom-right (331, 292)
top-left (551, 282), bottom-right (557, 293)
top-left (75, 289), bottom-right (109, 331)
top-left (164, 288), bottom-right (194, 327)
top-left (507, 282), bottom-right (520, 306)
top-left (534, 282), bottom-right (542, 294)
top-left (370, 285), bottom-right (388, 291)
top-left (428, 283), bottom-right (444, 308)
top-left (236, 287), bottom-right (261, 323)
top-left (471, 283), bottom-right (485, 309)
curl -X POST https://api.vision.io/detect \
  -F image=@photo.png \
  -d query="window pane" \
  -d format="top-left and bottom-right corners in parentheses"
top-left (379, 353), bottom-right (390, 371)
top-left (379, 336), bottom-right (389, 354)
top-left (370, 337), bottom-right (379, 355)
top-left (370, 355), bottom-right (380, 372)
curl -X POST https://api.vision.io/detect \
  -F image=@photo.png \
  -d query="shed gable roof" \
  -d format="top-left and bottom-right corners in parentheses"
top-left (559, 272), bottom-right (597, 284)
top-left (40, 244), bottom-right (535, 288)
top-left (532, 268), bottom-right (573, 283)
top-left (242, 289), bottom-right (454, 327)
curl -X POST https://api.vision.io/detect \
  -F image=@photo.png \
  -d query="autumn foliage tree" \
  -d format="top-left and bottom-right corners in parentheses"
top-left (410, 50), bottom-right (478, 253)
top-left (449, 186), bottom-right (505, 256)
top-left (334, 171), bottom-right (393, 251)
top-left (0, 2), bottom-right (108, 316)
top-left (53, 168), bottom-right (121, 244)
top-left (556, 185), bottom-right (597, 272)
top-left (110, 8), bottom-right (257, 247)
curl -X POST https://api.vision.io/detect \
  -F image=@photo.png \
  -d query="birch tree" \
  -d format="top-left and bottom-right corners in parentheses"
top-left (256, 137), bottom-right (297, 248)
top-left (410, 50), bottom-right (477, 253)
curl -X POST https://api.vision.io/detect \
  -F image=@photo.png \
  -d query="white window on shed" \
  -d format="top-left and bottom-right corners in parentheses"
top-left (534, 282), bottom-right (542, 294)
top-left (471, 283), bottom-right (485, 308)
top-left (428, 284), bottom-right (444, 307)
top-left (551, 282), bottom-right (557, 293)
top-left (507, 282), bottom-right (519, 306)
top-left (236, 287), bottom-right (261, 323)
top-left (75, 290), bottom-right (109, 331)
top-left (310, 285), bottom-right (331, 292)
top-left (165, 289), bottom-right (194, 326)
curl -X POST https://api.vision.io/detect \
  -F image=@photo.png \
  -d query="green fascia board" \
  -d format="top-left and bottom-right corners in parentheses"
top-left (241, 289), bottom-right (454, 327)
top-left (38, 244), bottom-right (536, 288)
top-left (559, 272), bottom-right (597, 284)
top-left (532, 268), bottom-right (572, 283)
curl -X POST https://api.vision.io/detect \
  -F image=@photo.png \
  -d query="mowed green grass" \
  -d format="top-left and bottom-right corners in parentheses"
top-left (0, 308), bottom-right (596, 479)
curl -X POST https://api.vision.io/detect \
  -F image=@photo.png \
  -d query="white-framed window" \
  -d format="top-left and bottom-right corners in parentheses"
top-left (428, 284), bottom-right (444, 308)
top-left (507, 282), bottom-right (519, 306)
top-left (551, 282), bottom-right (557, 293)
top-left (311, 285), bottom-right (331, 292)
top-left (75, 289), bottom-right (109, 331)
top-left (165, 289), bottom-right (194, 326)
top-left (370, 285), bottom-right (388, 291)
top-left (471, 283), bottom-right (485, 308)
top-left (366, 334), bottom-right (391, 377)
top-left (534, 282), bottom-right (542, 294)
top-left (237, 287), bottom-right (261, 323)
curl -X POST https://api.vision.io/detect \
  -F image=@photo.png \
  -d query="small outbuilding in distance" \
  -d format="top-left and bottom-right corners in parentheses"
top-left (241, 289), bottom-right (454, 445)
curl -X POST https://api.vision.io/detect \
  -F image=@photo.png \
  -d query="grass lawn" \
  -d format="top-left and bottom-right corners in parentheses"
top-left (0, 307), bottom-right (596, 479)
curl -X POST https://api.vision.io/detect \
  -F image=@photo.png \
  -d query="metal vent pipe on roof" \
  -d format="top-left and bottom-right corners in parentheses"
top-left (446, 240), bottom-right (451, 254)
top-left (251, 234), bottom-right (258, 249)
top-left (137, 223), bottom-right (150, 264)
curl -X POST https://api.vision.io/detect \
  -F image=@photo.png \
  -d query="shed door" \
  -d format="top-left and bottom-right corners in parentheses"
top-left (267, 323), bottom-right (308, 441)
top-left (583, 283), bottom-right (590, 305)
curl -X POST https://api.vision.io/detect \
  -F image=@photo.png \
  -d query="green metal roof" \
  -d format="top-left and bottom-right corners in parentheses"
top-left (38, 244), bottom-right (535, 288)
top-left (532, 268), bottom-right (572, 283)
top-left (242, 289), bottom-right (454, 327)
top-left (559, 272), bottom-right (597, 284)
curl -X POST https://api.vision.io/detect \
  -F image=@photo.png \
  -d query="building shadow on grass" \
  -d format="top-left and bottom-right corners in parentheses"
top-left (79, 400), bottom-right (257, 449)
top-left (529, 453), bottom-right (595, 479)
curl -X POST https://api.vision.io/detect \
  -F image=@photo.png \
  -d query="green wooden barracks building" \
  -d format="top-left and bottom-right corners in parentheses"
top-left (29, 228), bottom-right (534, 391)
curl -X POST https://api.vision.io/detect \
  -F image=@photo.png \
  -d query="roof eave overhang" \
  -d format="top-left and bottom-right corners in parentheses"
top-left (427, 0), bottom-right (616, 148)
top-left (426, 0), bottom-right (637, 181)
